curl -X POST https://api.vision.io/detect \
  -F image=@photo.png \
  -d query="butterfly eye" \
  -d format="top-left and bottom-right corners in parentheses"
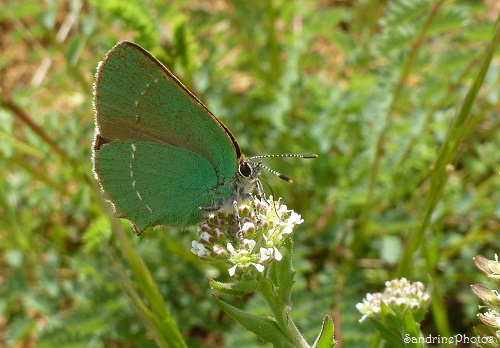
top-left (238, 162), bottom-right (253, 177)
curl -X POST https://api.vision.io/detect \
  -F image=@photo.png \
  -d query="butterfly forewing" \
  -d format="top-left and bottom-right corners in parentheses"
top-left (94, 41), bottom-right (238, 179)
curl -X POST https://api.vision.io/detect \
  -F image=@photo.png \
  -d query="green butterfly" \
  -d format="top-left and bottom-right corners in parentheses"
top-left (92, 41), bottom-right (316, 234)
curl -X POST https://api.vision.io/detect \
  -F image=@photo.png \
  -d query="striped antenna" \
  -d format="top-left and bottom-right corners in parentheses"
top-left (248, 154), bottom-right (318, 160)
top-left (248, 153), bottom-right (318, 183)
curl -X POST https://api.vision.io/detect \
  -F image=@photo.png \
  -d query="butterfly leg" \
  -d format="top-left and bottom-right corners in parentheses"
top-left (131, 223), bottom-right (143, 236)
top-left (248, 180), bottom-right (265, 224)
top-left (231, 200), bottom-right (245, 240)
top-left (199, 203), bottom-right (223, 217)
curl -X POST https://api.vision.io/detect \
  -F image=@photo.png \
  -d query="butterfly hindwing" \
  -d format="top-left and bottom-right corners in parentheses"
top-left (95, 140), bottom-right (217, 232)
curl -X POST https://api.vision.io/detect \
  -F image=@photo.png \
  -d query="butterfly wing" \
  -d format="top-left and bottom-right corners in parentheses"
top-left (95, 140), bottom-right (217, 232)
top-left (93, 41), bottom-right (239, 232)
top-left (93, 41), bottom-right (239, 176)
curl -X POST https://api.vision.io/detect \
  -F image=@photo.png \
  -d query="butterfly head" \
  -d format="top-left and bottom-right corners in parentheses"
top-left (235, 158), bottom-right (263, 197)
top-left (234, 153), bottom-right (317, 199)
top-left (238, 158), bottom-right (262, 180)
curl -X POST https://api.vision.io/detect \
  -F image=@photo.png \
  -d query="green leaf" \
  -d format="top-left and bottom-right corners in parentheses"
top-left (213, 295), bottom-right (291, 347)
top-left (6, 317), bottom-right (36, 346)
top-left (367, 318), bottom-right (405, 348)
top-left (209, 278), bottom-right (259, 296)
top-left (402, 311), bottom-right (423, 348)
top-left (268, 237), bottom-right (296, 308)
top-left (5, 2), bottom-right (44, 20)
top-left (82, 215), bottom-right (111, 254)
top-left (385, 0), bottom-right (433, 26)
top-left (91, 0), bottom-right (158, 47)
top-left (465, 21), bottom-right (497, 41)
top-left (312, 315), bottom-right (336, 348)
top-left (380, 301), bottom-right (401, 332)
top-left (428, 7), bottom-right (467, 35)
top-left (5, 249), bottom-right (23, 268)
top-left (66, 37), bottom-right (87, 66)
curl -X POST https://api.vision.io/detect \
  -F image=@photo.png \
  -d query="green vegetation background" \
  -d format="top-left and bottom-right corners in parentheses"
top-left (0, 0), bottom-right (499, 346)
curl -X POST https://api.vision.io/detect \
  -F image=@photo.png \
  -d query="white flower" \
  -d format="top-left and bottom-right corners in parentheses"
top-left (228, 260), bottom-right (265, 276)
top-left (226, 239), bottom-right (265, 276)
top-left (191, 241), bottom-right (210, 257)
top-left (260, 248), bottom-right (273, 262)
top-left (259, 247), bottom-right (282, 263)
top-left (288, 211), bottom-right (304, 225)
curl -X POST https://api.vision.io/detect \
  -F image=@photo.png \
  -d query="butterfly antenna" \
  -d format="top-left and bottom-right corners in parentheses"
top-left (260, 176), bottom-right (281, 218)
top-left (248, 153), bottom-right (318, 184)
top-left (260, 164), bottom-right (294, 183)
top-left (248, 153), bottom-right (318, 160)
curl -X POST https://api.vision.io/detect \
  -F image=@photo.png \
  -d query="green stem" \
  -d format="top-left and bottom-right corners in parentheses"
top-left (259, 280), bottom-right (310, 348)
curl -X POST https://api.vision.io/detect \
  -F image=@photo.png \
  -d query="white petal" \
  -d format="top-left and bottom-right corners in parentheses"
top-left (245, 239), bottom-right (256, 251)
top-left (228, 265), bottom-right (238, 276)
top-left (190, 241), bottom-right (202, 255)
top-left (274, 247), bottom-right (282, 261)
top-left (252, 263), bottom-right (265, 273)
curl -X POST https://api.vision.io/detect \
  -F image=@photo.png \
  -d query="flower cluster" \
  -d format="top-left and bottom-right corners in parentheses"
top-left (356, 278), bottom-right (431, 324)
top-left (190, 196), bottom-right (303, 277)
top-left (472, 254), bottom-right (500, 346)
